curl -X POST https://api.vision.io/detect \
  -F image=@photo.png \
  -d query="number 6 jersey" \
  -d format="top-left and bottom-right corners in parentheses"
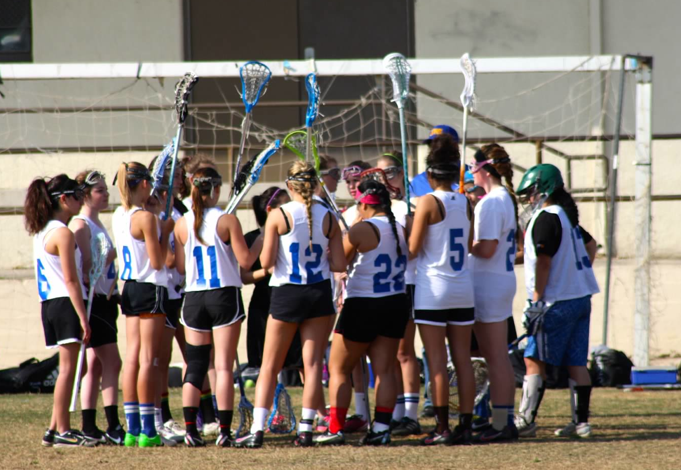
top-left (415, 190), bottom-right (474, 310)
top-left (183, 207), bottom-right (242, 292)
top-left (269, 201), bottom-right (331, 287)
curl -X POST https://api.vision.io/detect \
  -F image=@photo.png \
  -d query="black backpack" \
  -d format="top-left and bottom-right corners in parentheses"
top-left (589, 346), bottom-right (633, 387)
top-left (0, 354), bottom-right (60, 394)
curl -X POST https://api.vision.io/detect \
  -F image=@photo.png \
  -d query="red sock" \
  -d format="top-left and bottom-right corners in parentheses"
top-left (329, 407), bottom-right (348, 434)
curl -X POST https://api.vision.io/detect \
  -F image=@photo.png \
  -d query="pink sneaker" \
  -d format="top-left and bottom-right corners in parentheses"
top-left (343, 414), bottom-right (368, 433)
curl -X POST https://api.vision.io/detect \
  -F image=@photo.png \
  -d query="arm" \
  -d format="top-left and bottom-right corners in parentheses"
top-left (71, 219), bottom-right (92, 288)
top-left (260, 208), bottom-right (284, 270)
top-left (133, 211), bottom-right (173, 271)
top-left (408, 196), bottom-right (434, 260)
top-left (327, 215), bottom-right (346, 273)
top-left (533, 253), bottom-right (552, 302)
top-left (53, 228), bottom-right (90, 344)
top-left (585, 238), bottom-right (598, 263)
top-left (166, 236), bottom-right (176, 269)
top-left (241, 266), bottom-right (269, 285)
top-left (471, 239), bottom-right (499, 259)
top-left (218, 213), bottom-right (258, 269)
top-left (173, 217), bottom-right (187, 276)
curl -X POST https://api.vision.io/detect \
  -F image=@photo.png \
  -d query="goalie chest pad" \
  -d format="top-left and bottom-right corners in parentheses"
top-left (33, 220), bottom-right (87, 302)
top-left (269, 201), bottom-right (331, 287)
top-left (183, 207), bottom-right (242, 292)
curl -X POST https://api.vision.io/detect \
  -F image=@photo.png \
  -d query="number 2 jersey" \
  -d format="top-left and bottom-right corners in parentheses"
top-left (183, 207), bottom-right (242, 292)
top-left (524, 205), bottom-right (599, 303)
top-left (415, 190), bottom-right (474, 310)
top-left (269, 201), bottom-right (331, 287)
top-left (33, 220), bottom-right (86, 302)
top-left (346, 216), bottom-right (408, 299)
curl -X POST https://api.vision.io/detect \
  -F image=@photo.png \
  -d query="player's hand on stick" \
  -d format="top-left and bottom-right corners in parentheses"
top-left (80, 319), bottom-right (91, 345)
top-left (161, 217), bottom-right (175, 238)
top-left (522, 300), bottom-right (548, 336)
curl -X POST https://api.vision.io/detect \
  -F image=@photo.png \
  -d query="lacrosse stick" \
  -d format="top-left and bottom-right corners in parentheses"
top-left (383, 52), bottom-right (412, 214)
top-left (234, 352), bottom-right (254, 438)
top-left (234, 61), bottom-right (272, 191)
top-left (150, 139), bottom-right (175, 201)
top-left (164, 72), bottom-right (199, 220)
top-left (225, 140), bottom-right (281, 215)
top-left (445, 357), bottom-right (490, 416)
top-left (69, 232), bottom-right (111, 412)
top-left (459, 53), bottom-right (477, 194)
top-left (282, 130), bottom-right (348, 231)
top-left (267, 371), bottom-right (296, 434)
top-left (305, 72), bottom-right (321, 164)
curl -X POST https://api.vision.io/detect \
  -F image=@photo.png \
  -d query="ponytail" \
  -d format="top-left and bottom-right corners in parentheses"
top-left (24, 174), bottom-right (79, 235)
top-left (191, 167), bottom-right (222, 245)
top-left (551, 187), bottom-right (579, 228)
top-left (287, 161), bottom-right (318, 250)
top-left (252, 186), bottom-right (286, 227)
top-left (479, 144), bottom-right (520, 232)
top-left (115, 161), bottom-right (150, 210)
top-left (357, 179), bottom-right (402, 259)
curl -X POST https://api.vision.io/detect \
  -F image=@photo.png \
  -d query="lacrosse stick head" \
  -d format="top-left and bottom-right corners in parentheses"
top-left (236, 395), bottom-right (254, 439)
top-left (359, 168), bottom-right (401, 200)
top-left (150, 139), bottom-right (175, 199)
top-left (305, 73), bottom-right (321, 128)
top-left (268, 384), bottom-right (296, 434)
top-left (89, 232), bottom-right (111, 283)
top-left (232, 140), bottom-right (281, 194)
top-left (174, 72), bottom-right (199, 125)
top-left (447, 357), bottom-right (489, 414)
top-left (383, 52), bottom-right (411, 105)
top-left (282, 130), bottom-right (319, 171)
top-left (240, 61), bottom-right (272, 113)
top-left (459, 53), bottom-right (477, 110)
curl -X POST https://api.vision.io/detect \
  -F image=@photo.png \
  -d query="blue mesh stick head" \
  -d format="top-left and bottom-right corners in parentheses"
top-left (150, 139), bottom-right (175, 198)
top-left (305, 72), bottom-right (320, 128)
top-left (240, 61), bottom-right (272, 113)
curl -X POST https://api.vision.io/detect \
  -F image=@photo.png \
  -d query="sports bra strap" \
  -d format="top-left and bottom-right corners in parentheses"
top-left (365, 221), bottom-right (381, 244)
top-left (431, 194), bottom-right (445, 220)
top-left (280, 207), bottom-right (291, 234)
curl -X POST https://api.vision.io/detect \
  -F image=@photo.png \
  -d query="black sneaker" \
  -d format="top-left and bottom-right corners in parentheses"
top-left (449, 425), bottom-right (472, 445)
top-left (216, 432), bottom-right (233, 447)
top-left (474, 425), bottom-right (517, 444)
top-left (420, 405), bottom-right (435, 418)
top-left (184, 432), bottom-right (206, 447)
top-left (293, 431), bottom-right (313, 447)
top-left (392, 417), bottom-right (422, 437)
top-left (42, 429), bottom-right (55, 447)
top-left (421, 429), bottom-right (452, 446)
top-left (359, 429), bottom-right (391, 446)
top-left (54, 430), bottom-right (96, 447)
top-left (105, 425), bottom-right (126, 446)
top-left (233, 431), bottom-right (264, 449)
top-left (314, 430), bottom-right (345, 446)
top-left (472, 417), bottom-right (491, 432)
top-left (83, 428), bottom-right (107, 446)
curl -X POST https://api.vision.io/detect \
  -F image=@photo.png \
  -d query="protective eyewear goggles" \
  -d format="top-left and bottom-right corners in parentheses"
top-left (84, 170), bottom-right (105, 186)
top-left (320, 167), bottom-right (341, 181)
top-left (341, 166), bottom-right (363, 181)
top-left (381, 165), bottom-right (401, 180)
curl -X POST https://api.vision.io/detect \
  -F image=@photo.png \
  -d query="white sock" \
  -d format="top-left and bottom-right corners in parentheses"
top-left (251, 407), bottom-right (269, 433)
top-left (154, 407), bottom-right (163, 429)
top-left (299, 408), bottom-right (316, 433)
top-left (354, 393), bottom-right (367, 419)
top-left (392, 395), bottom-right (405, 421)
top-left (372, 421), bottom-right (390, 433)
top-left (404, 393), bottom-right (420, 421)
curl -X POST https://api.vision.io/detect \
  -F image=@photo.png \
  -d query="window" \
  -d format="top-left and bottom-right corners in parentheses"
top-left (0, 0), bottom-right (32, 63)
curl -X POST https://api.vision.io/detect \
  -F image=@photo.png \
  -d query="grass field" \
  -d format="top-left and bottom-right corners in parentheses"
top-left (2, 387), bottom-right (681, 470)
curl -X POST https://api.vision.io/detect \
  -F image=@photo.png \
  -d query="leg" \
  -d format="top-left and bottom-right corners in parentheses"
top-left (122, 316), bottom-right (141, 442)
top-left (397, 320), bottom-right (421, 425)
top-left (137, 314), bottom-right (165, 440)
top-left (181, 328), bottom-right (212, 443)
top-left (368, 336), bottom-right (401, 433)
top-left (53, 343), bottom-right (81, 434)
top-left (155, 326), bottom-right (174, 433)
top-left (80, 349), bottom-right (102, 435)
top-left (92, 343), bottom-right (123, 436)
top-left (417, 324), bottom-right (449, 433)
top-left (446, 324), bottom-right (475, 439)
top-left (327, 333), bottom-right (368, 434)
top-left (515, 356), bottom-right (547, 437)
top-left (213, 320), bottom-right (242, 435)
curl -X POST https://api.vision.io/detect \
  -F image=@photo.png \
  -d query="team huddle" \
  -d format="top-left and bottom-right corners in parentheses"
top-left (27, 123), bottom-right (599, 449)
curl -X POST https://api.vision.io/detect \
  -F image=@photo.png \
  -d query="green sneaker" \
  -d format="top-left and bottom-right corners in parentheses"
top-left (124, 432), bottom-right (138, 447)
top-left (138, 433), bottom-right (162, 447)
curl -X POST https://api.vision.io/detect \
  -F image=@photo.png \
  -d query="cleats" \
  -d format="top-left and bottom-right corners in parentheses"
top-left (42, 429), bottom-right (55, 447)
top-left (233, 431), bottom-right (264, 449)
top-left (449, 425), bottom-right (473, 445)
top-left (420, 405), bottom-right (435, 418)
top-left (555, 421), bottom-right (591, 438)
top-left (474, 425), bottom-right (518, 443)
top-left (124, 432), bottom-right (138, 447)
top-left (184, 432), bottom-right (206, 447)
top-left (202, 422), bottom-right (220, 437)
top-left (138, 433), bottom-right (162, 447)
top-left (343, 414), bottom-right (368, 433)
top-left (514, 415), bottom-right (537, 438)
top-left (391, 417), bottom-right (422, 437)
top-left (315, 415), bottom-right (330, 433)
top-left (314, 430), bottom-right (345, 446)
top-left (421, 426), bottom-right (471, 446)
top-left (421, 429), bottom-right (452, 446)
top-left (359, 429), bottom-right (391, 446)
top-left (164, 419), bottom-right (186, 437)
top-left (82, 428), bottom-right (107, 446)
top-left (293, 431), bottom-right (313, 447)
top-left (54, 430), bottom-right (96, 448)
top-left (216, 432), bottom-right (233, 447)
top-left (157, 423), bottom-right (184, 443)
top-left (472, 417), bottom-right (491, 432)
top-left (105, 425), bottom-right (126, 446)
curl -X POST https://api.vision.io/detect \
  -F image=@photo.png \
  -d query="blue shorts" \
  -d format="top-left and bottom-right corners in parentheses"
top-left (524, 296), bottom-right (591, 367)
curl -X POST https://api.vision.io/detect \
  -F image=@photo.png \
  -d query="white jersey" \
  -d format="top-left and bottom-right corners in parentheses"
top-left (183, 207), bottom-right (242, 292)
top-left (166, 206), bottom-right (186, 300)
top-left (346, 216), bottom-right (408, 299)
top-left (33, 220), bottom-right (87, 302)
top-left (392, 199), bottom-right (416, 286)
top-left (524, 205), bottom-right (600, 303)
top-left (72, 215), bottom-right (118, 297)
top-left (111, 206), bottom-right (167, 286)
top-left (415, 190), bottom-right (474, 310)
top-left (269, 201), bottom-right (331, 287)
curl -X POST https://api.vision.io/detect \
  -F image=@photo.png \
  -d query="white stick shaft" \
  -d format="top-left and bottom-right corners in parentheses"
top-left (320, 180), bottom-right (349, 231)
top-left (460, 107), bottom-right (469, 191)
top-left (234, 113), bottom-right (251, 184)
top-left (69, 288), bottom-right (95, 412)
top-left (397, 105), bottom-right (412, 214)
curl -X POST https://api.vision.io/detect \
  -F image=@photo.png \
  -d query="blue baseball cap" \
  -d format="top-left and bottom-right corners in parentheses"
top-left (423, 125), bottom-right (459, 144)
top-left (464, 170), bottom-right (474, 184)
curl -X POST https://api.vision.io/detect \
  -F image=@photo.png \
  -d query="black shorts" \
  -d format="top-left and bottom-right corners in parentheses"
top-left (335, 294), bottom-right (410, 343)
top-left (164, 297), bottom-right (184, 330)
top-left (121, 281), bottom-right (167, 317)
top-left (88, 294), bottom-right (119, 349)
top-left (181, 287), bottom-right (245, 332)
top-left (406, 284), bottom-right (415, 319)
top-left (270, 280), bottom-right (335, 324)
top-left (41, 297), bottom-right (82, 348)
top-left (414, 307), bottom-right (475, 327)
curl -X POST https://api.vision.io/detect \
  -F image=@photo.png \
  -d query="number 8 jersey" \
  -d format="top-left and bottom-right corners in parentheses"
top-left (269, 201), bottom-right (331, 287)
top-left (183, 207), bottom-right (242, 292)
top-left (415, 190), bottom-right (474, 310)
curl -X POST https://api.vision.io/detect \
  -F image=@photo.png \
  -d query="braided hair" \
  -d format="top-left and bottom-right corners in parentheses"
top-left (477, 144), bottom-right (519, 229)
top-left (287, 161), bottom-right (318, 249)
top-left (191, 167), bottom-right (222, 245)
top-left (357, 179), bottom-right (402, 259)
